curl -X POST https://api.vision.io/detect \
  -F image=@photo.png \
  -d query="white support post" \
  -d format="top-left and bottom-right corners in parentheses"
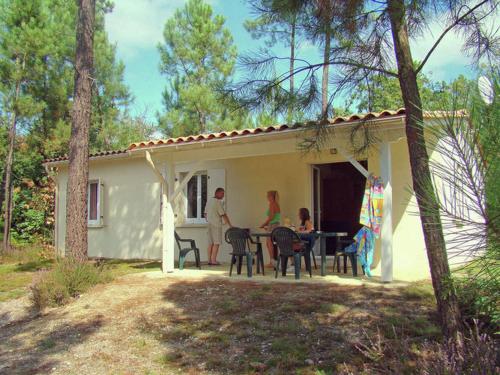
top-left (380, 142), bottom-right (393, 282)
top-left (145, 151), bottom-right (175, 273)
top-left (164, 162), bottom-right (175, 273)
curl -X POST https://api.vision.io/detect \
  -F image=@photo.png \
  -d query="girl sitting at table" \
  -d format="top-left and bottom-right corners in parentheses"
top-left (260, 190), bottom-right (281, 267)
top-left (297, 208), bottom-right (314, 233)
top-left (293, 207), bottom-right (315, 251)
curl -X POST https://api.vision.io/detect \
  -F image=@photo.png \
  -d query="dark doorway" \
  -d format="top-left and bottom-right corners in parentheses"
top-left (312, 161), bottom-right (367, 253)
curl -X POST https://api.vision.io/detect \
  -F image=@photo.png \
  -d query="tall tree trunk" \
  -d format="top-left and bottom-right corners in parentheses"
top-left (0, 169), bottom-right (5, 221)
top-left (196, 108), bottom-right (206, 134)
top-left (387, 0), bottom-right (462, 340)
top-left (288, 17), bottom-right (296, 121)
top-left (2, 81), bottom-right (21, 252)
top-left (65, 0), bottom-right (95, 262)
top-left (321, 27), bottom-right (331, 119)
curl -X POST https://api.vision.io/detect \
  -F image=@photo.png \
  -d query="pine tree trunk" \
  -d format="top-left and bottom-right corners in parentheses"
top-left (198, 111), bottom-right (206, 134)
top-left (65, 0), bottom-right (95, 262)
top-left (387, 0), bottom-right (463, 340)
top-left (321, 27), bottom-right (331, 119)
top-left (2, 81), bottom-right (20, 253)
top-left (0, 169), bottom-right (5, 222)
top-left (288, 17), bottom-right (296, 121)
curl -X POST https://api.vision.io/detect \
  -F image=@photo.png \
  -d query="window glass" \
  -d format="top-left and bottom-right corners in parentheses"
top-left (186, 175), bottom-right (198, 218)
top-left (184, 172), bottom-right (208, 223)
top-left (89, 182), bottom-right (98, 221)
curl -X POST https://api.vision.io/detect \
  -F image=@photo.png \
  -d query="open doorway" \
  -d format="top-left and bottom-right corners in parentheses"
top-left (312, 161), bottom-right (367, 253)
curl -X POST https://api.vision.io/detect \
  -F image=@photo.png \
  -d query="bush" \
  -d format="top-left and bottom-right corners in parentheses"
top-left (454, 263), bottom-right (500, 335)
top-left (420, 322), bottom-right (499, 375)
top-left (31, 258), bottom-right (111, 310)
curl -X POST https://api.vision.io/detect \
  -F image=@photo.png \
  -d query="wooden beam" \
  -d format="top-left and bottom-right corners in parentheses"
top-left (171, 160), bottom-right (203, 203)
top-left (145, 151), bottom-right (166, 184)
top-left (333, 143), bottom-right (370, 178)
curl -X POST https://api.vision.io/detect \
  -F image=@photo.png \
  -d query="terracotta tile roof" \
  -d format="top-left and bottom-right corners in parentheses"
top-left (43, 149), bottom-right (127, 164)
top-left (43, 108), bottom-right (408, 164)
top-left (128, 108), bottom-right (407, 150)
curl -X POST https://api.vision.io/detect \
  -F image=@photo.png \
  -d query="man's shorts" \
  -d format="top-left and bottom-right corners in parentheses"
top-left (207, 224), bottom-right (223, 245)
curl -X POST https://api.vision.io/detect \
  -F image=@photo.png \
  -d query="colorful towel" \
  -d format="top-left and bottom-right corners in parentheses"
top-left (360, 175), bottom-right (384, 238)
top-left (355, 226), bottom-right (375, 276)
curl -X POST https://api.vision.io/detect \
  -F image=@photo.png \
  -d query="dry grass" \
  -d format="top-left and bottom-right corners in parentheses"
top-left (0, 271), bottom-right (443, 374)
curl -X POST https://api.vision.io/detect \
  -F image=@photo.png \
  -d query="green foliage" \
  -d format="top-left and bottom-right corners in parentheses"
top-left (348, 73), bottom-right (475, 112)
top-left (244, 0), bottom-right (304, 49)
top-left (0, 0), bottom-right (151, 246)
top-left (157, 0), bottom-right (248, 136)
top-left (454, 270), bottom-right (500, 333)
top-left (30, 258), bottom-right (112, 310)
top-left (422, 70), bottom-right (500, 334)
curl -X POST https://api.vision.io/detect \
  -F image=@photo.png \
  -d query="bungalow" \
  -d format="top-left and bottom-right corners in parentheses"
top-left (44, 108), bottom-right (459, 282)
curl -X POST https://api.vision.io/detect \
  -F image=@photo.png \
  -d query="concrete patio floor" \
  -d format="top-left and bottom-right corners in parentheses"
top-left (145, 261), bottom-right (411, 287)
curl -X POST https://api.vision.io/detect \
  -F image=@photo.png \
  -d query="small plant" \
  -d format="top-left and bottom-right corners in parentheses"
top-left (355, 328), bottom-right (385, 363)
top-left (30, 257), bottom-right (111, 310)
top-left (420, 321), bottom-right (498, 375)
top-left (454, 269), bottom-right (500, 334)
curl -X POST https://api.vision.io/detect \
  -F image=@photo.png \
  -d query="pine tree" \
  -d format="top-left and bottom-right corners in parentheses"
top-left (244, 0), bottom-right (305, 121)
top-left (0, 0), bottom-right (50, 251)
top-left (65, 0), bottom-right (95, 261)
top-left (157, 0), bottom-right (245, 137)
top-left (234, 0), bottom-right (497, 341)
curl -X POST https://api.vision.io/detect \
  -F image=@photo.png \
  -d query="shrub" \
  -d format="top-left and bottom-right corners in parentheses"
top-left (454, 266), bottom-right (500, 334)
top-left (420, 322), bottom-right (499, 375)
top-left (31, 258), bottom-right (111, 310)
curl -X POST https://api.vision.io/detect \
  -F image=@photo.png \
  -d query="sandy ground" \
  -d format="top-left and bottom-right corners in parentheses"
top-left (0, 269), bottom-right (434, 375)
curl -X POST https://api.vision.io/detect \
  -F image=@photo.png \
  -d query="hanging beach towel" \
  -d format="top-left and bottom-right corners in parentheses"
top-left (355, 175), bottom-right (384, 276)
top-left (360, 174), bottom-right (384, 238)
top-left (354, 226), bottom-right (375, 276)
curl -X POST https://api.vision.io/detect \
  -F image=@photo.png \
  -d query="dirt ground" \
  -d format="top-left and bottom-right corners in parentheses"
top-left (0, 271), bottom-right (439, 374)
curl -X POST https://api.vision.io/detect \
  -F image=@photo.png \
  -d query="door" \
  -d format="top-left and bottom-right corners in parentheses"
top-left (313, 161), bottom-right (367, 253)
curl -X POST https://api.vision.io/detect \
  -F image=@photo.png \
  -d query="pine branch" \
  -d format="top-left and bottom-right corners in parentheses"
top-left (415, 0), bottom-right (491, 74)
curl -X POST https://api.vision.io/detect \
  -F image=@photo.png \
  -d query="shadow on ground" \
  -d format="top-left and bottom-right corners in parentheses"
top-left (0, 311), bottom-right (104, 374)
top-left (137, 278), bottom-right (440, 374)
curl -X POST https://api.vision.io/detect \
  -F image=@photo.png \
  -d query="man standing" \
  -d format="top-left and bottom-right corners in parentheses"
top-left (204, 187), bottom-right (232, 265)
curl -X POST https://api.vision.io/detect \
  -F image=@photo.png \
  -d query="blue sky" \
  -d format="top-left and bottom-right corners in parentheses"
top-left (105, 0), bottom-right (482, 121)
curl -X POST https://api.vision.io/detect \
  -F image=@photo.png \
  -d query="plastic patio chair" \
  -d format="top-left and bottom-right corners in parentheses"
top-left (271, 226), bottom-right (312, 280)
top-left (175, 232), bottom-right (201, 270)
top-left (333, 238), bottom-right (358, 276)
top-left (225, 227), bottom-right (254, 277)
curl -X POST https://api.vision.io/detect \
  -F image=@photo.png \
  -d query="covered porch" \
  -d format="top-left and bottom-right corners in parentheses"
top-left (138, 115), bottom-right (408, 283)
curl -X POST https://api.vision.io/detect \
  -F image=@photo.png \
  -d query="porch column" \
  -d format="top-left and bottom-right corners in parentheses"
top-left (164, 161), bottom-right (175, 273)
top-left (380, 142), bottom-right (393, 282)
top-left (145, 151), bottom-right (175, 273)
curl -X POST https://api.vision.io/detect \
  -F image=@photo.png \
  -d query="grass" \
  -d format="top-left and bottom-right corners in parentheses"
top-left (0, 245), bottom-right (161, 303)
top-left (0, 251), bottom-right (54, 302)
top-left (137, 280), bottom-right (441, 374)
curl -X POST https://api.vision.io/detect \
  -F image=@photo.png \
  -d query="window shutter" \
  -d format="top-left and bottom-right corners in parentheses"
top-left (87, 179), bottom-right (102, 226)
top-left (207, 169), bottom-right (226, 208)
top-left (99, 180), bottom-right (104, 225)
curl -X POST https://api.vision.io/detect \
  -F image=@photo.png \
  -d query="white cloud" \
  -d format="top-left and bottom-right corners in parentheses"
top-left (105, 0), bottom-right (187, 59)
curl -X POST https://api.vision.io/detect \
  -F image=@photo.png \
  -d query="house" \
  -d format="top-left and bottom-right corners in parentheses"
top-left (44, 108), bottom-right (459, 282)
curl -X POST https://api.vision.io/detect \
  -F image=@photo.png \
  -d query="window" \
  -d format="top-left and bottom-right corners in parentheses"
top-left (184, 172), bottom-right (207, 224)
top-left (87, 180), bottom-right (102, 226)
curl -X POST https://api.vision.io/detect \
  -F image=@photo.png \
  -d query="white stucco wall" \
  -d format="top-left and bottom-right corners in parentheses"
top-left (55, 157), bottom-right (163, 259)
top-left (53, 136), bottom-right (439, 281)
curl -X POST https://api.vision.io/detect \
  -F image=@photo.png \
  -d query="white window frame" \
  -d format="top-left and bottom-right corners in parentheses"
top-left (184, 172), bottom-right (207, 224)
top-left (87, 179), bottom-right (102, 226)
